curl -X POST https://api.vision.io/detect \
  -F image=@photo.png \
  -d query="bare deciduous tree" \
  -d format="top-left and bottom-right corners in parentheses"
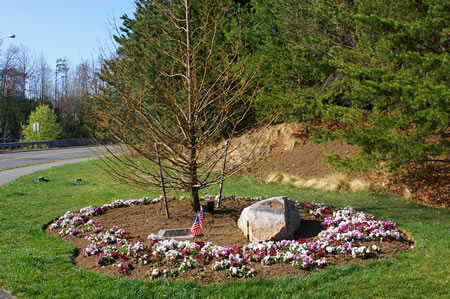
top-left (0, 45), bottom-right (19, 94)
top-left (28, 52), bottom-right (52, 101)
top-left (16, 45), bottom-right (36, 98)
top-left (92, 0), bottom-right (264, 213)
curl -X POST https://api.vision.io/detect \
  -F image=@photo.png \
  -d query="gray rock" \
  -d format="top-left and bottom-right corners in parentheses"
top-left (237, 196), bottom-right (300, 242)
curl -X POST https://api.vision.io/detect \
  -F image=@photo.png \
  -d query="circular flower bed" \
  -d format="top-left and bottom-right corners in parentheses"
top-left (48, 196), bottom-right (408, 280)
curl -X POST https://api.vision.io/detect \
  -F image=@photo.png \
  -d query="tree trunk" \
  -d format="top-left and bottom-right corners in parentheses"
top-left (190, 184), bottom-right (200, 212)
top-left (185, 0), bottom-right (200, 212)
top-left (190, 156), bottom-right (200, 211)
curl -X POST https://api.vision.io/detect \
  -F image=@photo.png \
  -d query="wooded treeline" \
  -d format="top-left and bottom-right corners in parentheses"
top-left (0, 44), bottom-right (102, 142)
top-left (1, 0), bottom-right (448, 174)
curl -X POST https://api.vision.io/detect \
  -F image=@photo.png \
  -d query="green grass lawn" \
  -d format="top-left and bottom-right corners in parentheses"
top-left (0, 160), bottom-right (448, 298)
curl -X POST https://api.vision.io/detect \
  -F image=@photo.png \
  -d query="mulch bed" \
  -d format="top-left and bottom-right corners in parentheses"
top-left (46, 199), bottom-right (414, 284)
top-left (388, 162), bottom-right (449, 208)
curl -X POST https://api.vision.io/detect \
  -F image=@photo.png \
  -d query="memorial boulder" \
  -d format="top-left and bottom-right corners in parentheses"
top-left (237, 196), bottom-right (301, 243)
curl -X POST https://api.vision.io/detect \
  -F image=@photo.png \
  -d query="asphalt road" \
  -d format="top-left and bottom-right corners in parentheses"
top-left (0, 146), bottom-right (114, 169)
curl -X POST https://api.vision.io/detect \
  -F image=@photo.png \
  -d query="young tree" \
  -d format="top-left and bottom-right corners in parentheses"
top-left (22, 104), bottom-right (61, 141)
top-left (92, 0), bottom-right (262, 212)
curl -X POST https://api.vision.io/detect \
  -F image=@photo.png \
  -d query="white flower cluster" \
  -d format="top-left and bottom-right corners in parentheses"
top-left (49, 197), bottom-right (159, 236)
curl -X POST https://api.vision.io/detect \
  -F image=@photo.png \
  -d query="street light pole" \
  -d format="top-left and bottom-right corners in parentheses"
top-left (0, 34), bottom-right (16, 40)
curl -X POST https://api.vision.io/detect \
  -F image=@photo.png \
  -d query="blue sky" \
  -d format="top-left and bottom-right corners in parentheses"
top-left (1, 0), bottom-right (136, 69)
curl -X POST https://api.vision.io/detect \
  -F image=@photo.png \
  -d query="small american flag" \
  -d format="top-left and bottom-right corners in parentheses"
top-left (190, 209), bottom-right (204, 236)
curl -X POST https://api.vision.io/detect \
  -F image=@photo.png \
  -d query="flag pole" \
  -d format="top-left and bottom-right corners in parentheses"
top-left (155, 142), bottom-right (169, 219)
top-left (216, 139), bottom-right (229, 209)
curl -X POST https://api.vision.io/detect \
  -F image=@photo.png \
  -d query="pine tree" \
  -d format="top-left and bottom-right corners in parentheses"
top-left (250, 0), bottom-right (449, 171)
top-left (321, 0), bottom-right (449, 171)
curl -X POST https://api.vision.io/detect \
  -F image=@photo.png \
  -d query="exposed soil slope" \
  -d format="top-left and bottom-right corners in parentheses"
top-left (249, 140), bottom-right (358, 179)
top-left (242, 123), bottom-right (448, 208)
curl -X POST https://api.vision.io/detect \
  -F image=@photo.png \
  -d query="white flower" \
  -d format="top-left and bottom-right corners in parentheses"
top-left (152, 268), bottom-right (160, 276)
top-left (147, 233), bottom-right (159, 241)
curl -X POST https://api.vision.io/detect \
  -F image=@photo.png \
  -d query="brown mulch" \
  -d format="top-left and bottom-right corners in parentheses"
top-left (46, 199), bottom-right (413, 284)
top-left (354, 161), bottom-right (449, 209)
top-left (385, 162), bottom-right (449, 208)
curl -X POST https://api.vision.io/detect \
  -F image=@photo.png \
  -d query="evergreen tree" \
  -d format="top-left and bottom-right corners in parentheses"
top-left (250, 0), bottom-right (449, 171)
